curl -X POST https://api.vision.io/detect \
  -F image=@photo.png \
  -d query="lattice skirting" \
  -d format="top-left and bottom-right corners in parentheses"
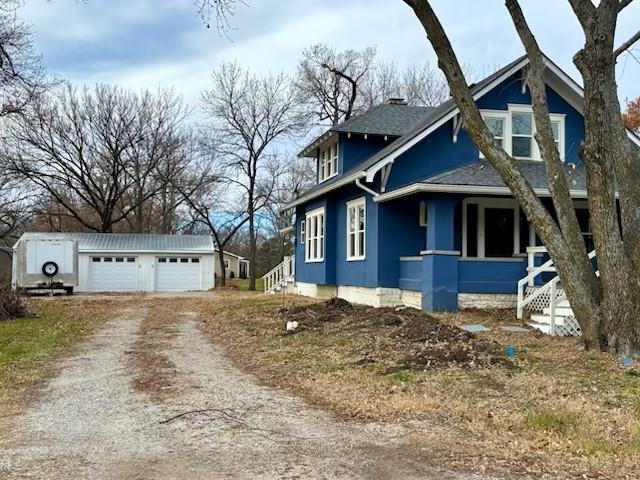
top-left (523, 285), bottom-right (566, 313)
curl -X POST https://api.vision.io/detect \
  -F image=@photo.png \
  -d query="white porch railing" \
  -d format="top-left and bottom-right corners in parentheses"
top-left (517, 246), bottom-right (596, 336)
top-left (262, 255), bottom-right (295, 294)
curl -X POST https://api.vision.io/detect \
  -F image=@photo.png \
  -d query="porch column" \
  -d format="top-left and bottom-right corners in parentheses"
top-left (421, 197), bottom-right (459, 312)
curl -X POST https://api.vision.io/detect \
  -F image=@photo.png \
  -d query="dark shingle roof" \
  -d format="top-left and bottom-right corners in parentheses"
top-left (291, 55), bottom-right (530, 205)
top-left (421, 160), bottom-right (586, 191)
top-left (332, 104), bottom-right (434, 137)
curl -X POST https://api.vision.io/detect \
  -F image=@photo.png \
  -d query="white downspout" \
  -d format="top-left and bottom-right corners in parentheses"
top-left (355, 174), bottom-right (379, 198)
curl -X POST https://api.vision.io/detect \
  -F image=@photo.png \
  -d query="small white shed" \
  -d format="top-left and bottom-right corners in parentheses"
top-left (13, 232), bottom-right (216, 293)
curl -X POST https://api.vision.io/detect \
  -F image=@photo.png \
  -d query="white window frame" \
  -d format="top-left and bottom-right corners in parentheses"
top-left (480, 110), bottom-right (509, 158)
top-left (300, 218), bottom-right (306, 245)
top-left (318, 141), bottom-right (338, 182)
top-left (346, 197), bottom-right (366, 261)
top-left (305, 207), bottom-right (325, 263)
top-left (462, 197), bottom-right (534, 259)
top-left (478, 106), bottom-right (565, 161)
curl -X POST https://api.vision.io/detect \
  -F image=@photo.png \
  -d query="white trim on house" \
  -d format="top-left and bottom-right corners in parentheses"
top-left (284, 54), bottom-right (639, 213)
top-left (374, 182), bottom-right (589, 203)
top-left (462, 197), bottom-right (524, 259)
top-left (480, 106), bottom-right (566, 161)
top-left (305, 207), bottom-right (325, 263)
top-left (346, 197), bottom-right (366, 261)
top-left (318, 140), bottom-right (338, 182)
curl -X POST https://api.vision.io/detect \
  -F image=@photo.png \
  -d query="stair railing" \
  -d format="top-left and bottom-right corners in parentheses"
top-left (262, 255), bottom-right (295, 294)
top-left (517, 247), bottom-right (595, 320)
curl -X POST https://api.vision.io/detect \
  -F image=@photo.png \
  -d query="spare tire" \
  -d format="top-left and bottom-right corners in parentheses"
top-left (42, 261), bottom-right (59, 277)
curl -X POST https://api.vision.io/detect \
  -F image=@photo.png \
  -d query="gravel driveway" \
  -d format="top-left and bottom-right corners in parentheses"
top-left (0, 306), bottom-right (491, 480)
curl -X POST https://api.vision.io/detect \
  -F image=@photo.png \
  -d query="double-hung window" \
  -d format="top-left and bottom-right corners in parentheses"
top-left (319, 142), bottom-right (338, 182)
top-left (511, 110), bottom-right (534, 159)
top-left (305, 208), bottom-right (325, 262)
top-left (481, 112), bottom-right (507, 150)
top-left (346, 198), bottom-right (366, 260)
top-left (479, 106), bottom-right (565, 161)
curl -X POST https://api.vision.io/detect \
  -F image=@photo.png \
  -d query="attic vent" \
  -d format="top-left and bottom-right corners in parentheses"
top-left (385, 97), bottom-right (407, 105)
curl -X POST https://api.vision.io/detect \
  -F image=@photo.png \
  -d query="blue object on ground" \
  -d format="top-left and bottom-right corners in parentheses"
top-left (623, 357), bottom-right (633, 366)
top-left (506, 345), bottom-right (516, 357)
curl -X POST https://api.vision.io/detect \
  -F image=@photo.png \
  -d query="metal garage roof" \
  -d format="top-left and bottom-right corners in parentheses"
top-left (16, 232), bottom-right (215, 253)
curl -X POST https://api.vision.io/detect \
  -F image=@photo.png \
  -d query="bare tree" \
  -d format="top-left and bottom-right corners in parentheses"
top-left (295, 44), bottom-right (377, 126)
top-left (0, 173), bottom-right (32, 245)
top-left (202, 62), bottom-right (306, 290)
top-left (173, 154), bottom-right (248, 286)
top-left (402, 0), bottom-right (640, 356)
top-left (0, 0), bottom-right (48, 117)
top-left (4, 84), bottom-right (189, 233)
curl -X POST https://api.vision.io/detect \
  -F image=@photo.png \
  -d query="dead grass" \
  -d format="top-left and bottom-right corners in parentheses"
top-left (182, 292), bottom-right (640, 479)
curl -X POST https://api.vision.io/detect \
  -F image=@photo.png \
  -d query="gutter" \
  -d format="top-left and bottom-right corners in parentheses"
top-left (374, 183), bottom-right (589, 203)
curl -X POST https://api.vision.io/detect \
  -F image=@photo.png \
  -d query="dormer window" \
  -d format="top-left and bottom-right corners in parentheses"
top-left (319, 142), bottom-right (338, 182)
top-left (480, 105), bottom-right (565, 161)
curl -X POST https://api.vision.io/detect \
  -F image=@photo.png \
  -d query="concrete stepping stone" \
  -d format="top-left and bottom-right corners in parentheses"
top-left (461, 324), bottom-right (490, 333)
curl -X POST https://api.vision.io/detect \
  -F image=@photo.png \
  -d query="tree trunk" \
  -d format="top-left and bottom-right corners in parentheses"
top-left (217, 248), bottom-right (227, 287)
top-left (402, 0), bottom-right (640, 357)
top-left (248, 203), bottom-right (256, 291)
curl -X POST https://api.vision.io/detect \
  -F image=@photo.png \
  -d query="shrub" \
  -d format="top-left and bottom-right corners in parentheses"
top-left (0, 284), bottom-right (30, 320)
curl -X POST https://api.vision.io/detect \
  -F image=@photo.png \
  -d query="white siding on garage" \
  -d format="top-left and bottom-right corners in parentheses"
top-left (77, 252), bottom-right (215, 292)
top-left (87, 255), bottom-right (139, 292)
top-left (155, 256), bottom-right (202, 292)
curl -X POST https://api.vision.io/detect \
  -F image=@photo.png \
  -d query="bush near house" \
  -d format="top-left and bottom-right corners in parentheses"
top-left (0, 285), bottom-right (29, 320)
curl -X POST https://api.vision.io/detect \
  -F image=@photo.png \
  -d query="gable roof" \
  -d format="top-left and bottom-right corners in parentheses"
top-left (288, 55), bottom-right (529, 207)
top-left (16, 232), bottom-right (215, 252)
top-left (286, 53), bottom-right (639, 211)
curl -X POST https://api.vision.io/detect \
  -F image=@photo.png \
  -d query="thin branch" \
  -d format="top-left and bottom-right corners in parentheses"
top-left (615, 30), bottom-right (640, 58)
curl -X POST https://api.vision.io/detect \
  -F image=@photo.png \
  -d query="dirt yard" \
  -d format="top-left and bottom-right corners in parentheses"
top-left (1, 292), bottom-right (638, 479)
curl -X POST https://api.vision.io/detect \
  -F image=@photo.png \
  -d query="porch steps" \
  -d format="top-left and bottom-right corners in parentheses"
top-left (527, 299), bottom-right (581, 336)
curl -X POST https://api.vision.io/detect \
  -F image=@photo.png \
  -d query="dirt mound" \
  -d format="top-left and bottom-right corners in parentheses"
top-left (278, 298), bottom-right (510, 371)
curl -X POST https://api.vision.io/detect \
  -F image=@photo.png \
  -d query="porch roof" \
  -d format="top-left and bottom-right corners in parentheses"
top-left (423, 160), bottom-right (586, 190)
top-left (375, 160), bottom-right (588, 202)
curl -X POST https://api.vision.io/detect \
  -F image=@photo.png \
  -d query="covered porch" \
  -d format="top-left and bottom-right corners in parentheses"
top-left (388, 193), bottom-right (591, 312)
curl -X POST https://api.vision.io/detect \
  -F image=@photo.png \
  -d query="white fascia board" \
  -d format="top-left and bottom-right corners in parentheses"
top-left (374, 182), bottom-right (588, 203)
top-left (282, 171), bottom-right (367, 211)
top-left (215, 249), bottom-right (245, 260)
top-left (298, 131), bottom-right (338, 158)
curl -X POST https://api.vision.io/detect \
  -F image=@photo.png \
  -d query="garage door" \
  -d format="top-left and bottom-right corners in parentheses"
top-left (88, 256), bottom-right (139, 291)
top-left (155, 257), bottom-right (202, 292)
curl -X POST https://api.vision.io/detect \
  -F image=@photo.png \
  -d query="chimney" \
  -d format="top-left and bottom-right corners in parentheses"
top-left (385, 97), bottom-right (407, 105)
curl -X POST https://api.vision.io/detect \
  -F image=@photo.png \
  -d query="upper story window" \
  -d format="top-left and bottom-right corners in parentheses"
top-left (305, 207), bottom-right (325, 263)
top-left (319, 142), bottom-right (338, 182)
top-left (346, 198), bottom-right (366, 261)
top-left (480, 105), bottom-right (565, 161)
top-left (512, 111), bottom-right (534, 158)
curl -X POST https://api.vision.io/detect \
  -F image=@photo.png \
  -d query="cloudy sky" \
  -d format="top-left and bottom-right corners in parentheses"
top-left (19, 0), bottom-right (640, 114)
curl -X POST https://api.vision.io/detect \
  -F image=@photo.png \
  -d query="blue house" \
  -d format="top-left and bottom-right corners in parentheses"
top-left (277, 54), bottom-right (640, 314)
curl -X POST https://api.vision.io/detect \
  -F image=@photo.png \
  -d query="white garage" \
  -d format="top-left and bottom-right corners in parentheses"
top-left (13, 232), bottom-right (216, 293)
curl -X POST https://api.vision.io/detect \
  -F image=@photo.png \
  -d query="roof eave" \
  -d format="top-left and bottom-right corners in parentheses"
top-left (374, 182), bottom-right (589, 203)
